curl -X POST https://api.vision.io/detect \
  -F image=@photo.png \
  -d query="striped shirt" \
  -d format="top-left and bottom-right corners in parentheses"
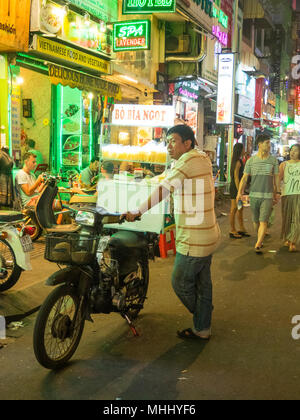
top-left (244, 155), bottom-right (279, 199)
top-left (161, 149), bottom-right (221, 257)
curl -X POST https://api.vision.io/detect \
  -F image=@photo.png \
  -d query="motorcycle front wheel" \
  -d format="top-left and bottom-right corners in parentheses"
top-left (33, 284), bottom-right (86, 370)
top-left (0, 239), bottom-right (22, 292)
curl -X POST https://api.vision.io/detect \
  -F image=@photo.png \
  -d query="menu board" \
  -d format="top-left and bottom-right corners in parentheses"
top-left (10, 85), bottom-right (21, 154)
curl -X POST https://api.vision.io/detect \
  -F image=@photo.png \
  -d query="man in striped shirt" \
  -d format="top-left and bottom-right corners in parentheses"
top-left (236, 133), bottom-right (280, 253)
top-left (125, 125), bottom-right (221, 340)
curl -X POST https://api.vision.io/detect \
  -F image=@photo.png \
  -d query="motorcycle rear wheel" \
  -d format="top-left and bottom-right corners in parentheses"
top-left (0, 239), bottom-right (22, 292)
top-left (33, 284), bottom-right (85, 370)
top-left (23, 215), bottom-right (42, 242)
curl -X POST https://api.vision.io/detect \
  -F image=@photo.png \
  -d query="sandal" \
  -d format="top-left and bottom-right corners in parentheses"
top-left (255, 246), bottom-right (263, 254)
top-left (229, 232), bottom-right (242, 239)
top-left (177, 328), bottom-right (210, 341)
top-left (238, 231), bottom-right (251, 237)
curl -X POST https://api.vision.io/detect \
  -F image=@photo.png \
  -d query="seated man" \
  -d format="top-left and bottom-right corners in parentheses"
top-left (15, 152), bottom-right (44, 208)
top-left (27, 139), bottom-right (44, 168)
top-left (79, 158), bottom-right (100, 188)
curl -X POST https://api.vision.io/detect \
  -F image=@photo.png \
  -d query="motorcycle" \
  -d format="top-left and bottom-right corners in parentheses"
top-left (0, 210), bottom-right (32, 292)
top-left (33, 175), bottom-right (158, 370)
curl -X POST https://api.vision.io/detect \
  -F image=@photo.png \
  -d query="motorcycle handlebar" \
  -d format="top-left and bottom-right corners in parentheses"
top-left (119, 214), bottom-right (141, 223)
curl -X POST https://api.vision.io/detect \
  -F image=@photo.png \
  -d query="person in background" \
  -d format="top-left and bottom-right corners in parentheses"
top-left (229, 143), bottom-right (250, 239)
top-left (79, 158), bottom-right (100, 188)
top-left (236, 133), bottom-right (280, 254)
top-left (279, 144), bottom-right (300, 252)
top-left (27, 139), bottom-right (44, 168)
top-left (0, 147), bottom-right (14, 209)
top-left (15, 152), bottom-right (44, 208)
top-left (100, 161), bottom-right (114, 180)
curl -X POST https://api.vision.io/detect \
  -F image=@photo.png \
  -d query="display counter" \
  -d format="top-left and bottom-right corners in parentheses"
top-left (97, 177), bottom-right (172, 234)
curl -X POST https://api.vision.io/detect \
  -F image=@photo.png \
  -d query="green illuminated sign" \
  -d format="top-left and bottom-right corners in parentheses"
top-left (122, 0), bottom-right (176, 15)
top-left (113, 20), bottom-right (151, 51)
top-left (192, 0), bottom-right (228, 29)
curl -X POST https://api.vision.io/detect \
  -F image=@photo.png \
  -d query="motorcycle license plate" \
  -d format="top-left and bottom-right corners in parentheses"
top-left (20, 235), bottom-right (33, 253)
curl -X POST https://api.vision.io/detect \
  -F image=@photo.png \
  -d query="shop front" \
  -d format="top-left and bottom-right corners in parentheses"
top-left (0, 0), bottom-right (31, 150)
top-left (8, 0), bottom-right (121, 177)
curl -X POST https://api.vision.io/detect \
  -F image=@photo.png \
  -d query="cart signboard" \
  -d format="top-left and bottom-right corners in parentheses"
top-left (112, 104), bottom-right (175, 127)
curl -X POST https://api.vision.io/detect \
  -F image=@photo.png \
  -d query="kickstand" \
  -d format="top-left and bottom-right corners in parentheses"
top-left (123, 313), bottom-right (139, 337)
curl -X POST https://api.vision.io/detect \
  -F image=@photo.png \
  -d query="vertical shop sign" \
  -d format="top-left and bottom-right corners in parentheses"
top-left (296, 86), bottom-right (300, 116)
top-left (216, 53), bottom-right (234, 124)
top-left (10, 85), bottom-right (21, 153)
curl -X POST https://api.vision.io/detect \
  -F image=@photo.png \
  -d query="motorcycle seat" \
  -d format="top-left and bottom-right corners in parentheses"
top-left (110, 230), bottom-right (147, 249)
top-left (69, 195), bottom-right (97, 204)
top-left (46, 224), bottom-right (81, 234)
top-left (0, 210), bottom-right (24, 223)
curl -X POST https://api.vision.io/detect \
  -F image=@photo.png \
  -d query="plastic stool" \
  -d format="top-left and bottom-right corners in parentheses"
top-left (159, 229), bottom-right (176, 258)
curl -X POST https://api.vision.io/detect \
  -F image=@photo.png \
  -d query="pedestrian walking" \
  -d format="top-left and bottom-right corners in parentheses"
top-left (229, 143), bottom-right (250, 239)
top-left (236, 133), bottom-right (280, 254)
top-left (279, 144), bottom-right (300, 252)
top-left (125, 124), bottom-right (221, 340)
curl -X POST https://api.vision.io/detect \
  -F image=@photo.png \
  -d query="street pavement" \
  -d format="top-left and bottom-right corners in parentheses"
top-left (0, 202), bottom-right (300, 400)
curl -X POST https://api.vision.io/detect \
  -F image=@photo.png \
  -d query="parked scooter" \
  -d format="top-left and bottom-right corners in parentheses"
top-left (33, 175), bottom-right (158, 370)
top-left (0, 210), bottom-right (32, 292)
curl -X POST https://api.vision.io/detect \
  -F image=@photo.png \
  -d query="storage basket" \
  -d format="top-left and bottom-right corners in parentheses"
top-left (45, 232), bottom-right (99, 265)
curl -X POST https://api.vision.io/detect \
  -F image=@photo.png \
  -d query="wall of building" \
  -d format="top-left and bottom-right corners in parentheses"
top-left (20, 67), bottom-right (51, 164)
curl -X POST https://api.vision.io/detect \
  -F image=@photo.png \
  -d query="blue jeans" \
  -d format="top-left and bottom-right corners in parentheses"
top-left (171, 252), bottom-right (213, 332)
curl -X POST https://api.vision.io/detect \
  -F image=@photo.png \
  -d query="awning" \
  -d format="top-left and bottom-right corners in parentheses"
top-left (243, 0), bottom-right (274, 29)
top-left (48, 64), bottom-right (122, 100)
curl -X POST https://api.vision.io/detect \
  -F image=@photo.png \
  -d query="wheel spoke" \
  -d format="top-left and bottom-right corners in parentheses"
top-left (43, 294), bottom-right (82, 361)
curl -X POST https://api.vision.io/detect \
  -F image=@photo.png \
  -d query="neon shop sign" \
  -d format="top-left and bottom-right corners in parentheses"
top-left (212, 25), bottom-right (228, 46)
top-left (192, 0), bottom-right (228, 29)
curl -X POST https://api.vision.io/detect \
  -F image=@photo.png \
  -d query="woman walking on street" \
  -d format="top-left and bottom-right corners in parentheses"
top-left (229, 143), bottom-right (250, 239)
top-left (279, 144), bottom-right (300, 252)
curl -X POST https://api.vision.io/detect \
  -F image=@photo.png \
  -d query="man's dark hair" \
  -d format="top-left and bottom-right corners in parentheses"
top-left (167, 124), bottom-right (196, 149)
top-left (102, 161), bottom-right (114, 174)
top-left (23, 152), bottom-right (36, 163)
top-left (28, 139), bottom-right (35, 148)
top-left (256, 133), bottom-right (271, 147)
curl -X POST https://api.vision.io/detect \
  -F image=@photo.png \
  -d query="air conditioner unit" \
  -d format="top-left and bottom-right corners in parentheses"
top-left (166, 35), bottom-right (191, 54)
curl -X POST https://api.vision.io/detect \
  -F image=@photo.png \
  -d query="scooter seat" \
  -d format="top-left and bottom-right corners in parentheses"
top-left (0, 210), bottom-right (24, 223)
top-left (46, 224), bottom-right (81, 233)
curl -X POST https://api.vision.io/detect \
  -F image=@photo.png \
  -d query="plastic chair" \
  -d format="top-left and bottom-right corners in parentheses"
top-left (34, 164), bottom-right (48, 175)
top-left (159, 229), bottom-right (176, 258)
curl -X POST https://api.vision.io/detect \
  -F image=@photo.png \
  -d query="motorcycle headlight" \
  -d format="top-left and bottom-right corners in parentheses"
top-left (75, 211), bottom-right (95, 226)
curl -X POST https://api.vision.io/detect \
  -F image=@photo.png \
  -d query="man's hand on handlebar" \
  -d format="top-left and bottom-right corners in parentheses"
top-left (122, 210), bottom-right (142, 222)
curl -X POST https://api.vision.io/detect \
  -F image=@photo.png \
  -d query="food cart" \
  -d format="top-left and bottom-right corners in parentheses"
top-left (98, 104), bottom-right (176, 233)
